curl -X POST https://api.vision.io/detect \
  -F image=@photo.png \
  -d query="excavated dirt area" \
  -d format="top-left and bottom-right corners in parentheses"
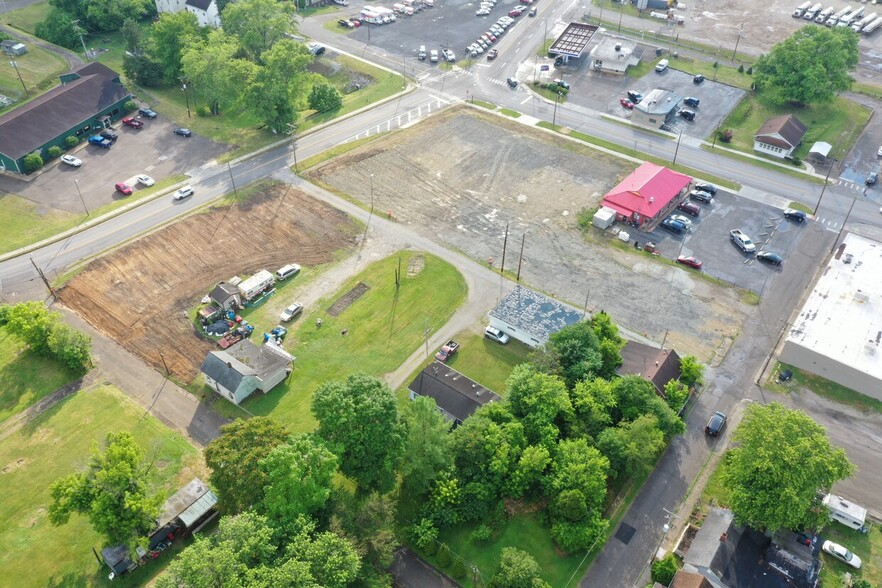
top-left (308, 107), bottom-right (748, 358)
top-left (59, 184), bottom-right (359, 381)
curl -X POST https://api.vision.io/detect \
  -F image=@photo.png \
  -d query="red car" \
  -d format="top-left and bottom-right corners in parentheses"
top-left (619, 98), bottom-right (634, 110)
top-left (677, 201), bottom-right (701, 217)
top-left (676, 255), bottom-right (702, 269)
top-left (122, 117), bottom-right (144, 129)
top-left (520, 0), bottom-right (534, 4)
top-left (115, 182), bottom-right (133, 196)
top-left (509, 6), bottom-right (525, 16)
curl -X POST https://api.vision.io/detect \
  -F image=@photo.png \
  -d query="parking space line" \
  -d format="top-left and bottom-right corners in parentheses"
top-left (520, 96), bottom-right (530, 105)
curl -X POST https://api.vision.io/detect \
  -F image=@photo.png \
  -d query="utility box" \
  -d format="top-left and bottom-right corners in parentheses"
top-left (593, 206), bottom-right (616, 229)
top-left (823, 493), bottom-right (868, 532)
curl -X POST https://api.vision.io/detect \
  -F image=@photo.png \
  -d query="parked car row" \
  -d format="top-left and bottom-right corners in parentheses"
top-left (465, 14), bottom-right (514, 57)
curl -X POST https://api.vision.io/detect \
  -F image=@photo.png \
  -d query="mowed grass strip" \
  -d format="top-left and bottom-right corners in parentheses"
top-left (0, 326), bottom-right (78, 424)
top-left (242, 251), bottom-right (467, 432)
top-left (0, 383), bottom-right (200, 588)
top-left (0, 43), bottom-right (69, 102)
top-left (3, 1), bottom-right (51, 34)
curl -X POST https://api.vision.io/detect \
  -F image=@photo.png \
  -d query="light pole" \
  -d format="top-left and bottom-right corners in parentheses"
top-left (672, 129), bottom-right (683, 166)
top-left (814, 132), bottom-right (847, 214)
top-left (552, 91), bottom-right (562, 127)
top-left (731, 22), bottom-right (744, 62)
top-left (286, 123), bottom-right (298, 172)
top-left (400, 44), bottom-right (406, 88)
top-left (10, 59), bottom-right (28, 97)
top-left (74, 179), bottom-right (88, 216)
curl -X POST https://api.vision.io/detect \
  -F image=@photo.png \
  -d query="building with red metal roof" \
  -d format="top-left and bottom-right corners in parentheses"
top-left (601, 162), bottom-right (692, 227)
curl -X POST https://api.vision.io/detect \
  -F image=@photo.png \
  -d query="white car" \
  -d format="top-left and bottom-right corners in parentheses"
top-left (476, 7), bottom-right (491, 15)
top-left (822, 541), bottom-right (862, 569)
top-left (668, 214), bottom-right (693, 230)
top-left (280, 302), bottom-right (303, 322)
top-left (60, 154), bottom-right (82, 167)
top-left (484, 325), bottom-right (510, 344)
top-left (655, 58), bottom-right (669, 72)
top-left (173, 185), bottom-right (194, 200)
top-left (877, 145), bottom-right (882, 157)
top-left (136, 174), bottom-right (155, 187)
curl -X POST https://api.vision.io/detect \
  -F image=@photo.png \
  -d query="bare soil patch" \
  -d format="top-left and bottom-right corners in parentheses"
top-left (59, 184), bottom-right (359, 381)
top-left (327, 282), bottom-right (370, 316)
top-left (307, 106), bottom-right (749, 357)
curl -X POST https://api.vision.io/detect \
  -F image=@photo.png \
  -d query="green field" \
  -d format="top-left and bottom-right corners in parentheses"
top-left (0, 43), bottom-right (69, 105)
top-left (819, 524), bottom-right (882, 588)
top-left (442, 333), bottom-right (532, 395)
top-left (0, 326), bottom-right (78, 424)
top-left (0, 383), bottom-right (200, 587)
top-left (234, 251), bottom-right (468, 432)
top-left (3, 1), bottom-right (51, 34)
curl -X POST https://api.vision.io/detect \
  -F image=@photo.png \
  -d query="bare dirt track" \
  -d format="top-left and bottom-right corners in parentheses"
top-left (308, 107), bottom-right (749, 358)
top-left (59, 184), bottom-right (359, 382)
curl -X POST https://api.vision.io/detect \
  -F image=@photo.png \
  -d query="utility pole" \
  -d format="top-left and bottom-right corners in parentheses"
top-left (180, 78), bottom-right (191, 118)
top-left (74, 178), bottom-right (88, 215)
top-left (731, 22), bottom-right (744, 61)
top-left (672, 130), bottom-right (683, 166)
top-left (10, 59), bottom-right (28, 97)
top-left (29, 257), bottom-right (56, 299)
top-left (552, 91), bottom-right (562, 127)
top-left (814, 131), bottom-right (847, 214)
top-left (516, 232), bottom-right (526, 282)
top-left (72, 20), bottom-right (89, 61)
top-left (499, 222), bottom-right (509, 273)
top-left (286, 122), bottom-right (298, 172)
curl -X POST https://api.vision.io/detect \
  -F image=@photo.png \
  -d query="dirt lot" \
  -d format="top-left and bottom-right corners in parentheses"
top-left (58, 184), bottom-right (359, 381)
top-left (308, 107), bottom-right (750, 358)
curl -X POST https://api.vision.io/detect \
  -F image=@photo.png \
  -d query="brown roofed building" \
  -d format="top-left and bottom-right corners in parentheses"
top-left (0, 62), bottom-right (133, 174)
top-left (408, 362), bottom-right (501, 427)
top-left (753, 114), bottom-right (807, 159)
top-left (670, 571), bottom-right (714, 588)
top-left (617, 340), bottom-right (682, 396)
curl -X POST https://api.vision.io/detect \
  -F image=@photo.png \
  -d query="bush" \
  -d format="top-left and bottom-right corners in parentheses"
top-left (46, 146), bottom-right (63, 159)
top-left (718, 128), bottom-right (734, 143)
top-left (48, 323), bottom-right (92, 373)
top-left (23, 152), bottom-right (44, 173)
top-left (738, 64), bottom-right (744, 73)
top-left (65, 136), bottom-right (79, 148)
top-left (791, 157), bottom-right (802, 166)
top-left (124, 100), bottom-right (138, 112)
top-left (469, 524), bottom-right (493, 544)
top-left (411, 518), bottom-right (438, 551)
top-left (422, 539), bottom-right (438, 556)
top-left (746, 66), bottom-right (753, 75)
top-left (308, 82), bottom-right (343, 113)
top-left (436, 544), bottom-right (451, 567)
top-left (852, 579), bottom-right (871, 588)
top-left (197, 105), bottom-right (212, 117)
top-left (450, 557), bottom-right (468, 579)
top-left (0, 304), bottom-right (10, 325)
top-left (651, 554), bottom-right (680, 586)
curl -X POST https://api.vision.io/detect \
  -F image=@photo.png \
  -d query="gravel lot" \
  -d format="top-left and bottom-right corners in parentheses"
top-left (308, 106), bottom-right (751, 358)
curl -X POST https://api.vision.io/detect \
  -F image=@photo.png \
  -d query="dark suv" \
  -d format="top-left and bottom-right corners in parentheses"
top-left (138, 108), bottom-right (158, 119)
top-left (689, 189), bottom-right (713, 203)
top-left (705, 411), bottom-right (726, 436)
top-left (683, 97), bottom-right (700, 107)
top-left (660, 218), bottom-right (687, 235)
top-left (627, 90), bottom-right (643, 103)
top-left (100, 129), bottom-right (118, 141)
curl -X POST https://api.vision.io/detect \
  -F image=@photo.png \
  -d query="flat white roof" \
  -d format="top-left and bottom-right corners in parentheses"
top-left (785, 233), bottom-right (882, 378)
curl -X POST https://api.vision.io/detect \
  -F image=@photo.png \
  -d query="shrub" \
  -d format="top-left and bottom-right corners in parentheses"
top-left (0, 304), bottom-right (10, 325)
top-left (713, 61), bottom-right (719, 69)
top-left (65, 136), bottom-right (79, 148)
top-left (422, 539), bottom-right (438, 556)
top-left (23, 152), bottom-right (44, 173)
top-left (718, 128), bottom-right (734, 143)
top-left (791, 157), bottom-right (802, 166)
top-left (48, 323), bottom-right (92, 373)
top-left (411, 518), bottom-right (438, 551)
top-left (124, 100), bottom-right (138, 112)
top-left (451, 557), bottom-right (468, 579)
top-left (469, 524), bottom-right (493, 544)
top-left (651, 554), bottom-right (680, 586)
top-left (746, 66), bottom-right (753, 75)
top-left (852, 579), bottom-right (871, 588)
top-left (46, 146), bottom-right (63, 159)
top-left (197, 105), bottom-right (212, 117)
top-left (308, 82), bottom-right (343, 113)
top-left (738, 64), bottom-right (744, 73)
top-left (436, 544), bottom-right (451, 567)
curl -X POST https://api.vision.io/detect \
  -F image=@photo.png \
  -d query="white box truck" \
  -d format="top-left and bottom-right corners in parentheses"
top-left (823, 494), bottom-right (869, 532)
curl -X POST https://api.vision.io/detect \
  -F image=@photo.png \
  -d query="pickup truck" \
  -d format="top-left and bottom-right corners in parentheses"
top-left (88, 135), bottom-right (112, 149)
top-left (434, 340), bottom-right (459, 363)
top-left (730, 229), bottom-right (756, 253)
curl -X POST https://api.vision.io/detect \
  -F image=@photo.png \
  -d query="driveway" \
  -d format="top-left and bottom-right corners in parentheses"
top-left (0, 114), bottom-right (226, 214)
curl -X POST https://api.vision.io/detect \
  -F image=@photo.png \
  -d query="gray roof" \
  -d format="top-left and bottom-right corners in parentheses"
top-left (684, 507), bottom-right (736, 569)
top-left (489, 285), bottom-right (583, 344)
top-left (209, 282), bottom-right (240, 303)
top-left (178, 489), bottom-right (218, 528)
top-left (186, 0), bottom-right (214, 9)
top-left (636, 88), bottom-right (682, 116)
top-left (408, 362), bottom-right (500, 422)
top-left (200, 339), bottom-right (291, 391)
top-left (156, 478), bottom-right (215, 528)
top-left (549, 22), bottom-right (599, 58)
top-left (0, 62), bottom-right (131, 161)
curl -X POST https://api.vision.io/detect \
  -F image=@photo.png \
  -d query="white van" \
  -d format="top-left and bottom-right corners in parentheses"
top-left (430, 49), bottom-right (439, 62)
top-left (275, 264), bottom-right (302, 280)
top-left (655, 59), bottom-right (669, 72)
top-left (418, 45), bottom-right (427, 60)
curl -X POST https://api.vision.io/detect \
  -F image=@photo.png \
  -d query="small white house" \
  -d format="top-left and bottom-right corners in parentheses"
top-left (488, 285), bottom-right (584, 348)
top-left (154, 0), bottom-right (221, 28)
top-left (753, 114), bottom-right (806, 159)
top-left (200, 340), bottom-right (292, 405)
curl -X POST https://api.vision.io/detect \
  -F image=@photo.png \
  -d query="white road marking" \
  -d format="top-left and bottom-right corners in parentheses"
top-left (520, 96), bottom-right (530, 104)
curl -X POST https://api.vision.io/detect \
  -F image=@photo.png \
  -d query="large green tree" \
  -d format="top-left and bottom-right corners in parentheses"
top-left (221, 0), bottom-right (293, 62)
top-left (539, 322), bottom-right (603, 389)
top-left (5, 300), bottom-right (57, 354)
top-left (723, 402), bottom-right (854, 533)
top-left (48, 432), bottom-right (163, 550)
top-left (182, 29), bottom-right (257, 115)
top-left (611, 375), bottom-right (684, 440)
top-left (152, 11), bottom-right (205, 84)
top-left (204, 417), bottom-right (291, 514)
top-left (754, 26), bottom-right (859, 105)
top-left (248, 39), bottom-right (313, 132)
top-left (400, 396), bottom-right (453, 496)
top-left (259, 434), bottom-right (338, 537)
top-left (34, 8), bottom-right (81, 49)
top-left (505, 364), bottom-right (573, 447)
top-left (312, 374), bottom-right (406, 495)
top-left (596, 414), bottom-right (666, 479)
top-left (491, 547), bottom-right (551, 588)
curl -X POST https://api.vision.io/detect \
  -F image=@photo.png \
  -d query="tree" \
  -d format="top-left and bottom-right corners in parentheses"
top-left (490, 548), bottom-right (551, 588)
top-left (259, 434), bottom-right (338, 537)
top-left (312, 373), bottom-right (405, 494)
top-left (34, 9), bottom-right (82, 49)
top-left (46, 0), bottom-right (154, 32)
top-left (48, 432), bottom-right (163, 550)
top-left (47, 322), bottom-right (92, 373)
top-left (546, 438), bottom-right (609, 515)
top-left (308, 82), bottom-right (343, 113)
top-left (23, 152), bottom-right (44, 173)
top-left (505, 444), bottom-right (551, 499)
top-left (550, 511), bottom-right (607, 554)
top-left (221, 0), bottom-right (293, 62)
top-left (591, 311), bottom-right (625, 378)
top-left (400, 396), bottom-right (453, 496)
top-left (120, 17), bottom-right (144, 55)
top-left (331, 491), bottom-right (398, 578)
top-left (543, 322), bottom-right (603, 388)
top-left (568, 377), bottom-right (616, 438)
top-left (123, 53), bottom-right (165, 87)
top-left (204, 416), bottom-right (291, 514)
top-left (722, 402), bottom-right (854, 533)
top-left (611, 375), bottom-right (684, 440)
top-left (505, 364), bottom-right (572, 446)
top-left (753, 26), bottom-right (859, 105)
top-left (663, 379), bottom-right (689, 412)
top-left (651, 554), bottom-right (680, 586)
top-left (247, 39), bottom-right (313, 131)
top-left (5, 301), bottom-right (57, 354)
top-left (152, 11), bottom-right (204, 83)
top-left (678, 355), bottom-right (704, 387)
top-left (596, 414), bottom-right (666, 480)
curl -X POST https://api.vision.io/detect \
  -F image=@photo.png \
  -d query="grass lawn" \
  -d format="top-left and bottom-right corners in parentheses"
top-left (0, 43), bottom-right (69, 104)
top-left (0, 326), bottom-right (78, 424)
top-left (719, 93), bottom-right (870, 162)
top-left (0, 174), bottom-right (187, 256)
top-left (818, 524), bottom-right (882, 588)
top-left (3, 1), bottom-right (51, 34)
top-left (0, 383), bottom-right (201, 588)
top-left (498, 108), bottom-right (521, 119)
top-left (668, 58), bottom-right (753, 90)
top-left (766, 363), bottom-right (882, 415)
top-left (443, 333), bottom-right (532, 394)
top-left (235, 251), bottom-right (467, 433)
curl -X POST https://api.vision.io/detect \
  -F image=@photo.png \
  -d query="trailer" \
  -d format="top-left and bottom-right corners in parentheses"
top-left (802, 2), bottom-right (822, 20)
top-left (236, 270), bottom-right (275, 301)
top-left (826, 5), bottom-right (851, 26)
top-left (853, 12), bottom-right (878, 31)
top-left (814, 6), bottom-right (834, 23)
top-left (862, 15), bottom-right (882, 33)
top-left (822, 494), bottom-right (869, 532)
top-left (838, 6), bottom-right (863, 26)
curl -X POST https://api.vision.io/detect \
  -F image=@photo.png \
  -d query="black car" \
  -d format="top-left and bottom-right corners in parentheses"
top-left (627, 90), bottom-right (643, 103)
top-left (757, 251), bottom-right (783, 266)
top-left (679, 109), bottom-right (695, 121)
top-left (689, 189), bottom-right (713, 203)
top-left (705, 411), bottom-right (726, 436)
top-left (677, 201), bottom-right (701, 217)
top-left (173, 128), bottom-right (192, 137)
top-left (660, 218), bottom-right (687, 235)
top-left (783, 208), bottom-right (806, 222)
top-left (693, 182), bottom-right (717, 195)
top-left (100, 129), bottom-right (118, 141)
top-left (507, 77), bottom-right (518, 88)
top-left (138, 108), bottom-right (158, 119)
top-left (683, 96), bottom-right (700, 107)
top-left (867, 171), bottom-right (878, 185)
top-left (693, 74), bottom-right (705, 84)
